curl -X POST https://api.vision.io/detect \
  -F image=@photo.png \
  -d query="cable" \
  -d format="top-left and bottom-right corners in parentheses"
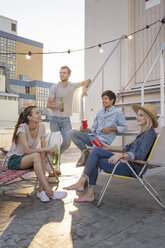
top-left (0, 17), bottom-right (164, 56)
top-left (118, 20), bottom-right (164, 97)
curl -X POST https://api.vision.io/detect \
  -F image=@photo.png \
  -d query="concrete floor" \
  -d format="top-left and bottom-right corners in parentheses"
top-left (1, 147), bottom-right (165, 248)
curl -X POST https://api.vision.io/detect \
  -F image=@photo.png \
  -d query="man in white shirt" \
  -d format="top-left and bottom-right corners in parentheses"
top-left (47, 66), bottom-right (91, 162)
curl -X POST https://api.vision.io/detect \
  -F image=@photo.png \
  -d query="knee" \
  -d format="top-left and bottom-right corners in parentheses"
top-left (32, 152), bottom-right (41, 162)
top-left (69, 129), bottom-right (78, 139)
top-left (91, 146), bottom-right (101, 155)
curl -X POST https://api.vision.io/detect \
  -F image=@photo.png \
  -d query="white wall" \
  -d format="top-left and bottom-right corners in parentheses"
top-left (84, 0), bottom-right (165, 126)
top-left (0, 15), bottom-right (17, 34)
top-left (0, 97), bottom-right (18, 122)
top-left (0, 75), bottom-right (5, 92)
top-left (84, 0), bottom-right (130, 125)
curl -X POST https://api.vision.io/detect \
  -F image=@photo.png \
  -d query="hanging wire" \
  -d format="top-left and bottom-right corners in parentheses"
top-left (118, 19), bottom-right (164, 97)
top-left (0, 17), bottom-right (164, 56)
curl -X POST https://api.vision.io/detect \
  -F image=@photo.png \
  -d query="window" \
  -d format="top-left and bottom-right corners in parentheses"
top-left (11, 23), bottom-right (16, 32)
top-left (25, 87), bottom-right (30, 94)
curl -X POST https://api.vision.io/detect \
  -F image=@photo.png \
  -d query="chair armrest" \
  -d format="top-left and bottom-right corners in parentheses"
top-left (120, 158), bottom-right (148, 164)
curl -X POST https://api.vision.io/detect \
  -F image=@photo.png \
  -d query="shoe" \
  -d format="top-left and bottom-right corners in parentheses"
top-left (49, 191), bottom-right (67, 200)
top-left (37, 191), bottom-right (50, 202)
top-left (76, 151), bottom-right (89, 167)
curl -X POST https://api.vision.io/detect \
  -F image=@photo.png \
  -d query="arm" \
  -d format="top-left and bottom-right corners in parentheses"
top-left (101, 109), bottom-right (127, 134)
top-left (102, 143), bottom-right (123, 152)
top-left (116, 109), bottom-right (127, 133)
top-left (77, 79), bottom-right (91, 97)
top-left (19, 132), bottom-right (56, 155)
top-left (101, 126), bottom-right (118, 134)
top-left (124, 130), bottom-right (156, 161)
top-left (47, 97), bottom-right (62, 110)
top-left (80, 126), bottom-right (92, 133)
top-left (108, 152), bottom-right (130, 164)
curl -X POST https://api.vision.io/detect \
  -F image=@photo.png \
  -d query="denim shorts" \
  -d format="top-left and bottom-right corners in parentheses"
top-left (8, 154), bottom-right (25, 170)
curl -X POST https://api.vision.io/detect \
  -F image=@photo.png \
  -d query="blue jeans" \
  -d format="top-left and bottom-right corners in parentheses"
top-left (83, 147), bottom-right (134, 187)
top-left (50, 116), bottom-right (72, 154)
top-left (69, 129), bottom-right (97, 152)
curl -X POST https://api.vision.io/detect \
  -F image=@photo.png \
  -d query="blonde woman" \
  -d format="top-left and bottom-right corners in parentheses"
top-left (7, 106), bottom-right (67, 202)
top-left (64, 104), bottom-right (158, 202)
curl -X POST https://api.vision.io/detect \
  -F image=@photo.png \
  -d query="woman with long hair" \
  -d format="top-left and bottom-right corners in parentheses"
top-left (7, 105), bottom-right (67, 202)
top-left (64, 104), bottom-right (158, 202)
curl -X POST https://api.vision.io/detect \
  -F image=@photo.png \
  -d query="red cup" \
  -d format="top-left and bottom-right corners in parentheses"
top-left (82, 119), bottom-right (88, 129)
top-left (92, 137), bottom-right (103, 147)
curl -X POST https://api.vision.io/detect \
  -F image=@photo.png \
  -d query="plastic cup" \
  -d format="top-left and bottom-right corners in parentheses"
top-left (82, 119), bottom-right (88, 129)
top-left (92, 137), bottom-right (103, 147)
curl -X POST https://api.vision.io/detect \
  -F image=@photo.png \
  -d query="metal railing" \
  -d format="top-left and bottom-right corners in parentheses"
top-left (80, 36), bottom-right (124, 120)
top-left (141, 42), bottom-right (165, 127)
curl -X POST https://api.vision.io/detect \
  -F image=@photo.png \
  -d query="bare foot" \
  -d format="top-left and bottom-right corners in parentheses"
top-left (63, 183), bottom-right (84, 192)
top-left (74, 193), bottom-right (95, 202)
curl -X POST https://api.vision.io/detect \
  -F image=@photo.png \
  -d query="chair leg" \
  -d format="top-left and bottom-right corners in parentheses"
top-left (125, 162), bottom-right (165, 209)
top-left (47, 155), bottom-right (59, 190)
top-left (142, 177), bottom-right (165, 209)
top-left (1, 155), bottom-right (7, 167)
top-left (97, 161), bottom-right (120, 207)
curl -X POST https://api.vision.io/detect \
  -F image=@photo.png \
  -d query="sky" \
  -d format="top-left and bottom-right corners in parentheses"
top-left (0, 0), bottom-right (85, 83)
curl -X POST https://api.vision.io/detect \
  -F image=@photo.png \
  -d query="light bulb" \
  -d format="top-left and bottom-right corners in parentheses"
top-left (98, 44), bottom-right (104, 53)
top-left (128, 35), bottom-right (133, 40)
top-left (26, 51), bottom-right (32, 59)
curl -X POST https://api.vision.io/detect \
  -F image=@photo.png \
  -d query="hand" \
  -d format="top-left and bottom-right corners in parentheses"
top-left (58, 103), bottom-right (64, 109)
top-left (101, 127), bottom-right (111, 134)
top-left (81, 88), bottom-right (87, 97)
top-left (108, 154), bottom-right (122, 164)
top-left (101, 142), bottom-right (111, 150)
top-left (80, 126), bottom-right (87, 132)
top-left (47, 146), bottom-right (59, 156)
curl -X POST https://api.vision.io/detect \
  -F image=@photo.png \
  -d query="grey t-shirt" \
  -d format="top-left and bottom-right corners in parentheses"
top-left (7, 122), bottom-right (46, 158)
top-left (49, 82), bottom-right (80, 117)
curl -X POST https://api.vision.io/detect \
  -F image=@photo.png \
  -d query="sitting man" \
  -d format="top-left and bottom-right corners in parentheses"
top-left (69, 90), bottom-right (127, 167)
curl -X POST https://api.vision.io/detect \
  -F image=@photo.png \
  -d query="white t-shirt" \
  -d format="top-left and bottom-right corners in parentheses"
top-left (49, 82), bottom-right (80, 117)
top-left (7, 122), bottom-right (46, 158)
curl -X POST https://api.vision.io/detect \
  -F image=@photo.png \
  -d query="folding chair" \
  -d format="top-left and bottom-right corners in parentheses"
top-left (97, 127), bottom-right (165, 209)
top-left (0, 149), bottom-right (38, 197)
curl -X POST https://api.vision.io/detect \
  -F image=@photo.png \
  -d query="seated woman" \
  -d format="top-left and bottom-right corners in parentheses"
top-left (64, 104), bottom-right (158, 202)
top-left (7, 105), bottom-right (67, 202)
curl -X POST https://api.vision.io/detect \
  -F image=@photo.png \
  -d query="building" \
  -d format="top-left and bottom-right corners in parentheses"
top-left (84, 0), bottom-right (165, 138)
top-left (10, 79), bottom-right (52, 120)
top-left (0, 15), bottom-right (44, 125)
top-left (0, 72), bottom-right (19, 126)
top-left (0, 15), bottom-right (43, 81)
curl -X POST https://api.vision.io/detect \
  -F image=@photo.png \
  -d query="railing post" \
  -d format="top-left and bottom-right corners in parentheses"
top-left (80, 36), bottom-right (123, 120)
top-left (80, 96), bottom-right (84, 120)
top-left (141, 43), bottom-right (165, 106)
top-left (160, 44), bottom-right (165, 127)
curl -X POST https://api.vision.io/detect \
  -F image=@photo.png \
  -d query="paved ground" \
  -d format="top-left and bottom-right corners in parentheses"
top-left (1, 147), bottom-right (165, 248)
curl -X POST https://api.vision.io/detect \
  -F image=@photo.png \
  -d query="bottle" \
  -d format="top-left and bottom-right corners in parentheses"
top-left (60, 97), bottom-right (64, 112)
top-left (52, 145), bottom-right (58, 165)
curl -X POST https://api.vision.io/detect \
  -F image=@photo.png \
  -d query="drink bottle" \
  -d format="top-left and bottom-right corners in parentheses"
top-left (60, 97), bottom-right (64, 112)
top-left (52, 145), bottom-right (58, 165)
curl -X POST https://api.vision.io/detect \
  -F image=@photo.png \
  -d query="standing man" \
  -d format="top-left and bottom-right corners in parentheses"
top-left (47, 65), bottom-right (91, 166)
top-left (69, 90), bottom-right (127, 167)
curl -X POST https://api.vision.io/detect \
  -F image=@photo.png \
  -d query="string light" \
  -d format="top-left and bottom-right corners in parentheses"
top-left (125, 35), bottom-right (133, 40)
top-left (25, 51), bottom-right (32, 60)
top-left (0, 17), bottom-right (164, 57)
top-left (98, 44), bottom-right (104, 53)
top-left (128, 35), bottom-right (133, 40)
